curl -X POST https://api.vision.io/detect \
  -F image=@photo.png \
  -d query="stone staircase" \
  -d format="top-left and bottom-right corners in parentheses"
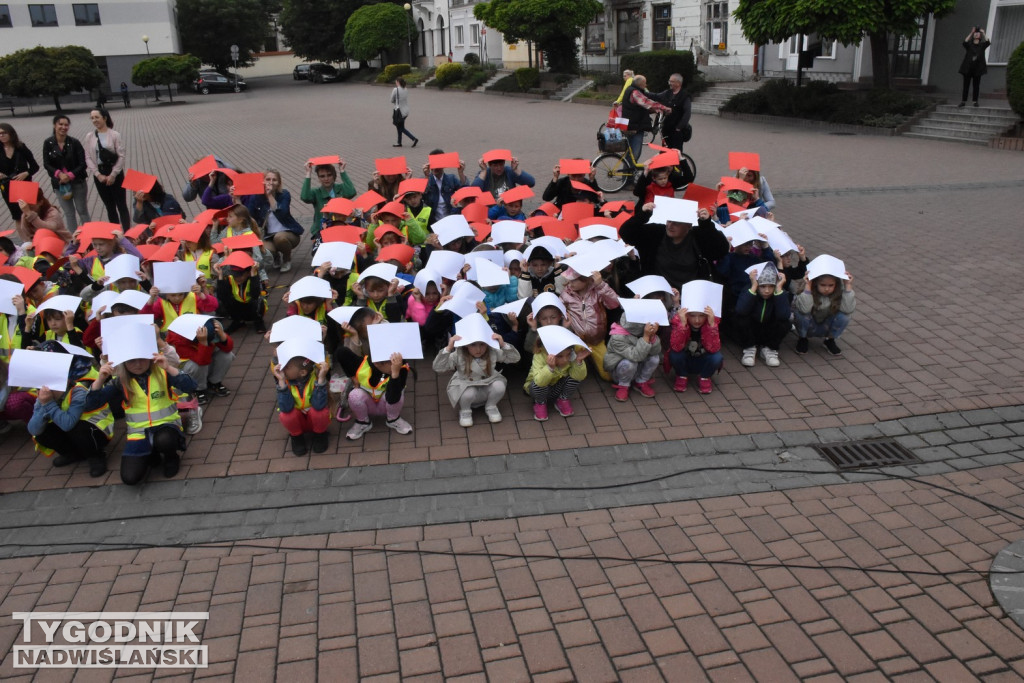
top-left (691, 80), bottom-right (763, 116)
top-left (555, 77), bottom-right (595, 102)
top-left (903, 104), bottom-right (1020, 145)
top-left (474, 70), bottom-right (511, 93)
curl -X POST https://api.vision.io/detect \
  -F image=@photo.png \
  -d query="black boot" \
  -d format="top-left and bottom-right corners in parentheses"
top-left (162, 452), bottom-right (181, 478)
top-left (311, 431), bottom-right (329, 454)
top-left (291, 435), bottom-right (308, 456)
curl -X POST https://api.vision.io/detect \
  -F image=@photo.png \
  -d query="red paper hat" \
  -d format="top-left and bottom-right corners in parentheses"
top-left (321, 225), bottom-right (367, 244)
top-left (124, 224), bottom-right (150, 241)
top-left (194, 208), bottom-right (219, 227)
top-left (461, 203), bottom-right (489, 224)
top-left (223, 232), bottom-right (264, 250)
top-left (32, 228), bottom-right (61, 245)
top-left (725, 201), bottom-right (746, 215)
top-left (475, 191), bottom-right (495, 206)
top-left (375, 156), bottom-right (407, 176)
top-left (146, 241), bottom-right (180, 263)
top-left (212, 242), bottom-right (225, 255)
top-left (135, 244), bottom-right (159, 260)
top-left (376, 243), bottom-right (415, 266)
top-left (8, 180), bottom-right (40, 204)
top-left (559, 159), bottom-right (592, 176)
top-left (373, 225), bottom-right (405, 242)
top-left (308, 154), bottom-right (341, 166)
top-left (220, 251), bottom-right (256, 270)
top-left (121, 169), bottom-right (158, 194)
top-left (541, 220), bottom-right (578, 241)
top-left (0, 265), bottom-right (41, 292)
top-left (569, 180), bottom-right (598, 195)
top-left (428, 152), bottom-right (460, 170)
top-left (153, 224), bottom-right (178, 239)
top-left (471, 223), bottom-right (491, 242)
top-left (451, 186), bottom-right (482, 205)
top-left (683, 183), bottom-right (719, 210)
top-left (729, 151), bottom-right (761, 172)
top-left (354, 190), bottom-right (387, 213)
top-left (534, 202), bottom-right (558, 217)
top-left (33, 235), bottom-right (66, 258)
top-left (577, 216), bottom-right (617, 230)
top-left (559, 202), bottom-right (596, 225)
top-left (171, 223), bottom-right (206, 244)
top-left (211, 204), bottom-right (241, 226)
top-left (189, 155), bottom-right (218, 180)
top-left (607, 212), bottom-right (631, 229)
top-left (398, 178), bottom-right (427, 196)
top-left (152, 215), bottom-right (183, 229)
top-left (599, 200), bottom-right (634, 214)
top-left (525, 216), bottom-right (558, 233)
top-left (482, 149), bottom-right (512, 164)
top-left (0, 229), bottom-right (13, 238)
top-left (374, 201), bottom-right (407, 219)
top-left (79, 222), bottom-right (120, 246)
top-left (720, 177), bottom-right (754, 194)
top-left (229, 173), bottom-right (265, 196)
top-left (44, 256), bottom-right (69, 280)
top-left (322, 197), bottom-right (356, 216)
top-left (647, 151), bottom-right (678, 170)
top-left (501, 185), bottom-right (533, 204)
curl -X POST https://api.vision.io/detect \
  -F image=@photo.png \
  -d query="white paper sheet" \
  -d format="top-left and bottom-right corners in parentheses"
top-left (166, 313), bottom-right (214, 341)
top-left (88, 290), bottom-right (119, 320)
top-left (626, 275), bottom-right (673, 298)
top-left (560, 252), bottom-right (610, 277)
top-left (424, 251), bottom-right (465, 281)
top-left (357, 262), bottom-right (398, 284)
top-left (537, 326), bottom-right (588, 355)
top-left (269, 315), bottom-right (323, 343)
top-left (326, 306), bottom-right (366, 327)
top-left (57, 342), bottom-right (93, 357)
top-left (311, 241), bottom-right (358, 269)
top-left (744, 262), bottom-right (775, 276)
top-left (8, 349), bottom-right (73, 391)
top-left (806, 254), bottom-right (849, 281)
top-left (722, 219), bottom-right (761, 247)
top-left (103, 254), bottom-right (141, 283)
top-left (276, 338), bottom-right (325, 366)
top-left (618, 298), bottom-right (669, 326)
top-left (367, 322), bottom-right (424, 362)
top-left (438, 296), bottom-right (481, 319)
top-left (433, 215), bottom-right (475, 246)
top-left (679, 280), bottom-right (723, 318)
top-left (152, 261), bottom-right (197, 294)
top-left (579, 224), bottom-right (618, 241)
top-left (491, 298), bottom-right (529, 317)
top-left (648, 196), bottom-right (699, 225)
top-left (472, 259), bottom-right (510, 288)
top-left (454, 313), bottom-right (498, 348)
top-left (0, 279), bottom-right (22, 316)
top-left (100, 314), bottom-right (154, 358)
top-left (754, 222), bottom-right (798, 255)
top-left (106, 323), bottom-right (159, 366)
top-left (490, 220), bottom-right (526, 245)
top-left (465, 250), bottom-right (506, 281)
top-left (115, 290), bottom-right (151, 311)
top-left (35, 295), bottom-right (82, 315)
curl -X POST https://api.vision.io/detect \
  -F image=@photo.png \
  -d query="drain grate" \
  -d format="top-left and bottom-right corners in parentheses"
top-left (813, 439), bottom-right (922, 470)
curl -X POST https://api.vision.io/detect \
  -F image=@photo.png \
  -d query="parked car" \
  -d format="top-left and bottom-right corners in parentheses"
top-left (308, 63), bottom-right (339, 84)
top-left (293, 63), bottom-right (312, 80)
top-left (192, 72), bottom-right (247, 95)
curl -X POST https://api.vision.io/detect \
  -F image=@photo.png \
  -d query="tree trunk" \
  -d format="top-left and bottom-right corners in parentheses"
top-left (869, 30), bottom-right (890, 89)
top-left (53, 94), bottom-right (62, 110)
top-left (167, 84), bottom-right (174, 102)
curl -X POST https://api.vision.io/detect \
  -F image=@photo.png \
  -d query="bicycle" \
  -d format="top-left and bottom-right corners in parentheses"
top-left (592, 127), bottom-right (697, 194)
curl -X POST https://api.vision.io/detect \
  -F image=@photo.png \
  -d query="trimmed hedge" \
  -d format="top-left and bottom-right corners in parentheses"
top-left (435, 62), bottom-right (464, 88)
top-left (464, 52), bottom-right (480, 65)
top-left (377, 63), bottom-right (411, 83)
top-left (1008, 41), bottom-right (1024, 119)
top-left (620, 50), bottom-right (697, 91)
top-left (515, 67), bottom-right (539, 91)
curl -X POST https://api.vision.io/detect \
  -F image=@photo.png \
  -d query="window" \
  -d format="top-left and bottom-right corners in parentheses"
top-left (585, 12), bottom-right (606, 54)
top-left (0, 5), bottom-right (11, 27)
top-left (820, 40), bottom-right (835, 58)
top-left (616, 8), bottom-right (641, 53)
top-left (705, 0), bottom-right (728, 50)
top-left (73, 3), bottom-right (100, 26)
top-left (29, 4), bottom-right (57, 26)
top-left (455, 25), bottom-right (464, 46)
top-left (652, 5), bottom-right (672, 50)
top-left (990, 1), bottom-right (1024, 63)
top-left (470, 23), bottom-right (480, 46)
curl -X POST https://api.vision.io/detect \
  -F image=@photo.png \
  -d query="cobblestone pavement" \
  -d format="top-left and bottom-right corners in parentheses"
top-left (1, 78), bottom-right (1023, 679)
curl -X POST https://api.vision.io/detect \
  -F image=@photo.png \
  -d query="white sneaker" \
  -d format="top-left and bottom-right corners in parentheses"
top-left (741, 347), bottom-right (757, 367)
top-left (346, 420), bottom-right (373, 440)
top-left (761, 348), bottom-right (780, 367)
top-left (184, 406), bottom-right (203, 435)
top-left (459, 409), bottom-right (473, 428)
top-left (485, 405), bottom-right (502, 423)
top-left (386, 417), bottom-right (413, 434)
top-left (280, 259), bottom-right (292, 273)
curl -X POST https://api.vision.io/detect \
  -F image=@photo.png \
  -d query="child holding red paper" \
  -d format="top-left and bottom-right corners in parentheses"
top-left (214, 252), bottom-right (267, 334)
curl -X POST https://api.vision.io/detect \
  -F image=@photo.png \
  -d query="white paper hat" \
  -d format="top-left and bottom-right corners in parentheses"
top-left (115, 290), bottom-right (151, 311)
top-left (626, 275), bottom-right (673, 298)
top-left (530, 291), bottom-right (566, 317)
top-left (166, 313), bottom-right (214, 341)
top-left (0, 279), bottom-right (20, 316)
top-left (424, 250), bottom-right (465, 280)
top-left (88, 290), bottom-right (120, 320)
top-left (276, 338), bottom-right (325, 366)
top-left (565, 239), bottom-right (596, 256)
top-left (367, 321), bottom-right (423, 362)
top-left (730, 206), bottom-right (761, 220)
top-left (465, 250), bottom-right (505, 281)
top-left (106, 322), bottom-right (159, 366)
top-left (433, 215), bottom-right (475, 246)
top-left (537, 325), bottom-right (588, 355)
top-left (503, 250), bottom-right (525, 267)
top-left (806, 255), bottom-right (849, 281)
top-left (269, 314), bottom-right (323, 343)
top-left (449, 280), bottom-right (485, 303)
top-left (491, 297), bottom-right (529, 317)
top-left (57, 342), bottom-right (93, 357)
top-left (8, 348), bottom-right (73, 391)
top-left (752, 220), bottom-right (798, 255)
top-left (413, 269), bottom-right (443, 297)
top-left (311, 241), bottom-right (357, 269)
top-left (326, 305), bottom-right (366, 327)
top-left (648, 197), bottom-right (698, 225)
top-left (103, 254), bottom-right (142, 282)
top-left (527, 236), bottom-right (569, 258)
top-left (560, 252), bottom-right (610, 277)
top-left (437, 296), bottom-right (480, 319)
top-left (579, 224), bottom-right (618, 241)
top-left (722, 219), bottom-right (761, 247)
top-left (490, 220), bottom-right (526, 245)
top-left (454, 313), bottom-right (498, 348)
top-left (36, 295), bottom-right (82, 315)
top-left (473, 259), bottom-right (510, 289)
top-left (679, 280), bottom-right (723, 318)
top-left (152, 261), bottom-right (197, 294)
top-left (357, 262), bottom-right (399, 284)
top-left (289, 275), bottom-right (333, 301)
top-left (618, 298), bottom-right (670, 326)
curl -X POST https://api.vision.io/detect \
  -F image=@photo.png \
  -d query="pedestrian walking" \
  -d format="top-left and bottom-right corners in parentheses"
top-left (390, 78), bottom-right (418, 148)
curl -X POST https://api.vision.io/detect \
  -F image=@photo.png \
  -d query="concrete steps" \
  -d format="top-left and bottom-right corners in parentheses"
top-left (903, 104), bottom-right (1019, 145)
top-left (556, 77), bottom-right (595, 102)
top-left (474, 70), bottom-right (512, 93)
top-left (691, 81), bottom-right (763, 116)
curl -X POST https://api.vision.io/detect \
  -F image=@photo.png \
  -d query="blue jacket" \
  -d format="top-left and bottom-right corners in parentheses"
top-left (487, 205), bottom-right (527, 221)
top-left (735, 287), bottom-right (791, 322)
top-left (471, 168), bottom-right (536, 199)
top-left (246, 190), bottom-right (304, 236)
top-left (717, 247), bottom-right (776, 299)
top-left (423, 173), bottom-right (465, 218)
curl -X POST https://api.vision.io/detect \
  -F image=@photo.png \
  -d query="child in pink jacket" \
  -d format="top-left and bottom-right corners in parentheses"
top-left (559, 267), bottom-right (619, 381)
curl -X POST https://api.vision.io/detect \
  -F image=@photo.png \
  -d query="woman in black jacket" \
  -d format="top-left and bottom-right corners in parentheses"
top-left (41, 114), bottom-right (91, 233)
top-left (958, 27), bottom-right (990, 108)
top-left (0, 123), bottom-right (40, 223)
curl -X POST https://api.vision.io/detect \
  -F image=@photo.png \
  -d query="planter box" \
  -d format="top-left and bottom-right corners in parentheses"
top-left (990, 136), bottom-right (1024, 151)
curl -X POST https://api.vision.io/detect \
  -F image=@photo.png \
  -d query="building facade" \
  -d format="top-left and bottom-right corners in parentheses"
top-left (408, 0), bottom-right (502, 66)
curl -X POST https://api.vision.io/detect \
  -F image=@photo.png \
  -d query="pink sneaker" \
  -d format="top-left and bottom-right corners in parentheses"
top-left (533, 403), bottom-right (549, 421)
top-left (673, 377), bottom-right (688, 392)
top-left (613, 385), bottom-right (630, 402)
top-left (634, 380), bottom-right (656, 397)
top-left (554, 398), bottom-right (574, 417)
top-left (698, 377), bottom-right (713, 394)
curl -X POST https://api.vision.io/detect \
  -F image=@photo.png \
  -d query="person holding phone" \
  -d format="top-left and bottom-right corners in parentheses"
top-left (958, 26), bottom-right (990, 108)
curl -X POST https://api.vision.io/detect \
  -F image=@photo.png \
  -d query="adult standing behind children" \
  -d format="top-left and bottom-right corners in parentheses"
top-left (958, 27), bottom-right (990, 107)
top-left (390, 78), bottom-right (419, 148)
top-left (0, 124), bottom-right (40, 223)
top-left (247, 169), bottom-right (304, 273)
top-left (84, 109), bottom-right (131, 230)
top-left (41, 115), bottom-right (91, 234)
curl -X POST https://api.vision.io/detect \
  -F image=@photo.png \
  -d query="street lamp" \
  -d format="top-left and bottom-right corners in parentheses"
top-left (403, 3), bottom-right (413, 65)
top-left (142, 34), bottom-right (159, 101)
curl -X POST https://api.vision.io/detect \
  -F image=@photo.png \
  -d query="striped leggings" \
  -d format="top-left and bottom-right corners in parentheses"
top-left (529, 377), bottom-right (580, 404)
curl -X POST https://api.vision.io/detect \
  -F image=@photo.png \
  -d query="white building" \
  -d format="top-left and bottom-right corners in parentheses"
top-left (408, 0), bottom-right (503, 66)
top-left (0, 0), bottom-right (179, 93)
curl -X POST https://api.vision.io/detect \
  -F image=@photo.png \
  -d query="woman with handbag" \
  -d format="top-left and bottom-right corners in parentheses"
top-left (389, 78), bottom-right (419, 148)
top-left (42, 114), bottom-right (91, 234)
top-left (84, 109), bottom-right (131, 230)
top-left (0, 123), bottom-right (40, 223)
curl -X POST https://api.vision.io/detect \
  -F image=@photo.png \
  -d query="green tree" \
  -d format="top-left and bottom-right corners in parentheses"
top-left (131, 54), bottom-right (201, 102)
top-left (473, 0), bottom-right (603, 73)
top-left (280, 0), bottom-right (363, 63)
top-left (176, 0), bottom-right (271, 72)
top-left (1008, 41), bottom-right (1024, 118)
top-left (0, 45), bottom-right (104, 110)
top-left (343, 2), bottom-right (416, 66)
top-left (734, 0), bottom-right (955, 89)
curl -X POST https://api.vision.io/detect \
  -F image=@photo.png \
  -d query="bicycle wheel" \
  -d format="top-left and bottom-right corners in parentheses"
top-left (592, 153), bottom-right (630, 193)
top-left (677, 152), bottom-right (697, 184)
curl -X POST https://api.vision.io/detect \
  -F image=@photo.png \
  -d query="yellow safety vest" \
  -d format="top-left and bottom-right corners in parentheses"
top-left (123, 367), bottom-right (181, 440)
top-left (229, 275), bottom-right (252, 303)
top-left (297, 302), bottom-right (328, 324)
top-left (33, 371), bottom-right (114, 456)
top-left (158, 294), bottom-right (197, 332)
top-left (355, 357), bottom-right (407, 402)
top-left (284, 373), bottom-right (318, 413)
top-left (90, 257), bottom-right (105, 281)
top-left (184, 249), bottom-right (213, 280)
top-left (0, 313), bottom-right (19, 367)
top-left (43, 328), bottom-right (78, 343)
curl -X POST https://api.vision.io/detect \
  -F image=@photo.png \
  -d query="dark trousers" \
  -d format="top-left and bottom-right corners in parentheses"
top-left (94, 172), bottom-right (131, 229)
top-left (216, 279), bottom-right (261, 322)
top-left (394, 115), bottom-right (417, 145)
top-left (121, 425), bottom-right (182, 485)
top-left (961, 73), bottom-right (982, 103)
top-left (35, 421), bottom-right (108, 460)
top-left (732, 315), bottom-right (791, 350)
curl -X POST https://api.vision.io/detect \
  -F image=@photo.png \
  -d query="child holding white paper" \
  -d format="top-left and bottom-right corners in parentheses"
top-left (560, 267), bottom-right (619, 381)
top-left (604, 315), bottom-right (662, 401)
top-left (517, 247), bottom-right (564, 299)
top-left (24, 308), bottom-right (83, 347)
top-left (167, 319), bottom-right (235, 403)
top-left (86, 350), bottom-right (197, 485)
top-left (142, 282), bottom-right (218, 332)
top-left (28, 343), bottom-right (112, 477)
top-left (735, 264), bottom-right (790, 368)
top-left (521, 294), bottom-right (569, 362)
top-left (272, 355), bottom-right (331, 456)
top-left (181, 228), bottom-right (217, 282)
top-left (668, 306), bottom-right (722, 394)
top-left (793, 271), bottom-right (855, 356)
top-left (352, 275), bottom-right (405, 322)
top-left (524, 334), bottom-right (589, 421)
top-left (335, 346), bottom-right (412, 440)
top-left (432, 324), bottom-right (521, 428)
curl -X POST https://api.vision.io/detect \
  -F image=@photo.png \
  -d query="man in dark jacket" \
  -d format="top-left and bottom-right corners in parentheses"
top-left (422, 149), bottom-right (467, 221)
top-left (653, 73), bottom-right (692, 152)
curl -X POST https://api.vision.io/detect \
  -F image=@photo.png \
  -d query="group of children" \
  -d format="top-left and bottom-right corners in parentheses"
top-left (0, 145), bottom-right (856, 471)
